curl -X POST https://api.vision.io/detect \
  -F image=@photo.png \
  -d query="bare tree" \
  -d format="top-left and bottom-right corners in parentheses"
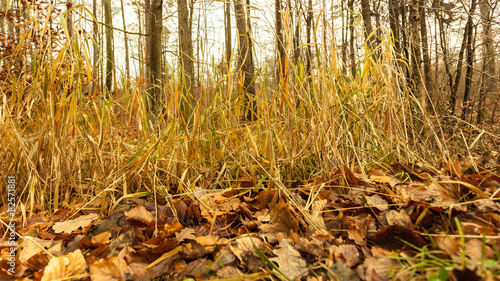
top-left (477, 0), bottom-right (496, 123)
top-left (224, 1), bottom-right (232, 72)
top-left (461, 0), bottom-right (478, 120)
top-left (178, 0), bottom-right (195, 124)
top-left (91, 0), bottom-right (99, 95)
top-left (120, 0), bottom-right (130, 85)
top-left (104, 0), bottom-right (114, 92)
top-left (234, 0), bottom-right (257, 121)
top-left (409, 0), bottom-right (422, 97)
top-left (149, 0), bottom-right (163, 114)
top-left (276, 0), bottom-right (285, 80)
top-left (305, 0), bottom-right (313, 75)
top-left (361, 0), bottom-right (374, 47)
top-left (420, 0), bottom-right (432, 93)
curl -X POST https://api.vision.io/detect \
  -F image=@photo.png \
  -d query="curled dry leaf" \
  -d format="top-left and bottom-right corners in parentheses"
top-left (41, 249), bottom-right (86, 281)
top-left (89, 256), bottom-right (128, 281)
top-left (52, 213), bottom-right (99, 234)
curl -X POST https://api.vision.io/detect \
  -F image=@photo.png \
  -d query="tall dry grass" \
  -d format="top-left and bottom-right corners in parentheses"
top-left (0, 9), bottom-right (448, 216)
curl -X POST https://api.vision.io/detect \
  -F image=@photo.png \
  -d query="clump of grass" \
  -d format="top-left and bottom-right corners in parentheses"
top-left (0, 7), bottom-right (447, 217)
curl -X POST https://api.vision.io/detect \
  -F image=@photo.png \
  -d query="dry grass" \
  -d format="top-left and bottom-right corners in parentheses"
top-left (0, 20), bottom-right (449, 217)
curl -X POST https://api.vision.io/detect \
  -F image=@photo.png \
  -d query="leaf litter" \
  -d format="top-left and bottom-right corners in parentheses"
top-left (1, 160), bottom-right (500, 280)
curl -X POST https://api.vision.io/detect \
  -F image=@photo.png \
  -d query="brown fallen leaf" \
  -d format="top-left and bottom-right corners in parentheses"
top-left (89, 256), bottom-right (128, 281)
top-left (124, 205), bottom-right (153, 226)
top-left (365, 194), bottom-right (389, 211)
top-left (357, 257), bottom-right (400, 281)
top-left (92, 231), bottom-right (112, 244)
top-left (41, 249), bottom-right (86, 281)
top-left (175, 227), bottom-right (196, 243)
top-left (270, 199), bottom-right (299, 234)
top-left (270, 239), bottom-right (308, 280)
top-left (52, 213), bottom-right (99, 234)
top-left (329, 244), bottom-right (360, 267)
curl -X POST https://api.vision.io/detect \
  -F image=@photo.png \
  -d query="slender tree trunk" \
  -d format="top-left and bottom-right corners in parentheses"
top-left (322, 0), bottom-right (327, 58)
top-left (120, 0), bottom-right (130, 86)
top-left (137, 3), bottom-right (143, 78)
top-left (149, 0), bottom-right (163, 114)
top-left (144, 0), bottom-right (151, 81)
top-left (293, 0), bottom-right (300, 64)
top-left (389, 0), bottom-right (400, 56)
top-left (348, 0), bottom-right (356, 76)
top-left (224, 1), bottom-right (232, 72)
top-left (91, 0), bottom-right (99, 96)
top-left (341, 0), bottom-right (347, 69)
top-left (276, 0), bottom-right (285, 80)
top-left (409, 0), bottom-right (422, 97)
top-left (305, 0), bottom-right (313, 76)
top-left (448, 0), bottom-right (476, 115)
top-left (477, 0), bottom-right (496, 123)
top-left (234, 0), bottom-right (257, 121)
top-left (420, 1), bottom-right (431, 94)
top-left (66, 1), bottom-right (73, 39)
top-left (104, 0), bottom-right (113, 92)
top-left (400, 1), bottom-right (410, 81)
top-left (361, 0), bottom-right (374, 47)
top-left (461, 0), bottom-right (477, 120)
top-left (178, 0), bottom-right (194, 124)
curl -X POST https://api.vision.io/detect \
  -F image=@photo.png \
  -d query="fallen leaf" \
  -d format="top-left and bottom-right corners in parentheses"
top-left (41, 249), bottom-right (86, 281)
top-left (89, 256), bottom-right (128, 281)
top-left (52, 213), bottom-right (99, 234)
top-left (270, 239), bottom-right (308, 280)
top-left (365, 194), bottom-right (389, 211)
top-left (124, 205), bottom-right (153, 226)
top-left (175, 228), bottom-right (196, 243)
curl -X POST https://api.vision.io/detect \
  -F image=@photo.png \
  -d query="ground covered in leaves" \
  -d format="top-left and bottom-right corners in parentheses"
top-left (2, 159), bottom-right (500, 280)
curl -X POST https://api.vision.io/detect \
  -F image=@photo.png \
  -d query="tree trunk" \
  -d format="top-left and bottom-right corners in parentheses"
top-left (293, 0), bottom-right (300, 64)
top-left (341, 0), bottom-right (347, 69)
top-left (420, 1), bottom-right (431, 94)
top-left (409, 0), bottom-right (422, 97)
top-left (305, 0), bottom-right (313, 76)
top-left (120, 0), bottom-right (130, 86)
top-left (276, 0), bottom-right (285, 80)
top-left (104, 0), bottom-right (114, 92)
top-left (361, 0), bottom-right (374, 47)
top-left (348, 0), bottom-right (356, 76)
top-left (224, 1), bottom-right (232, 71)
top-left (91, 0), bottom-right (99, 96)
top-left (149, 0), bottom-right (163, 114)
top-left (477, 0), bottom-right (496, 123)
top-left (144, 0), bottom-right (151, 81)
top-left (178, 0), bottom-right (195, 124)
top-left (461, 0), bottom-right (477, 120)
top-left (389, 0), bottom-right (401, 59)
top-left (66, 1), bottom-right (73, 38)
top-left (400, 1), bottom-right (410, 81)
top-left (234, 0), bottom-right (257, 121)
